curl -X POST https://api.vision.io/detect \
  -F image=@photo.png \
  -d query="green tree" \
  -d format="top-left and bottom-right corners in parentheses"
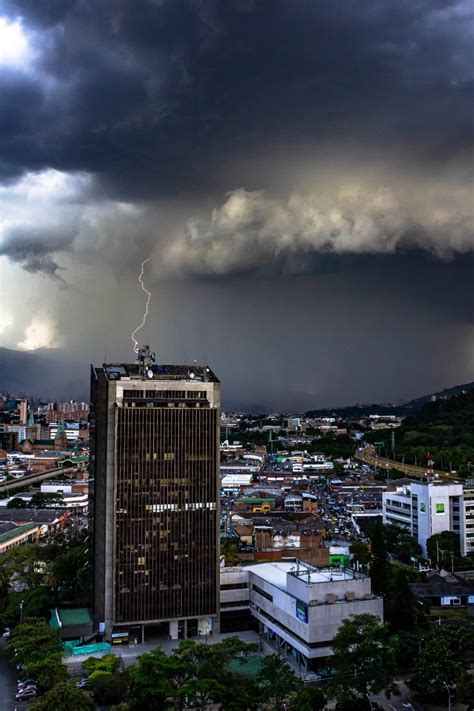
top-left (129, 638), bottom-right (258, 711)
top-left (6, 618), bottom-right (62, 668)
top-left (0, 586), bottom-right (52, 627)
top-left (426, 531), bottom-right (460, 565)
top-left (220, 538), bottom-right (240, 566)
top-left (27, 652), bottom-right (68, 693)
top-left (6, 497), bottom-right (27, 508)
top-left (30, 681), bottom-right (95, 711)
top-left (29, 492), bottom-right (64, 508)
top-left (409, 627), bottom-right (469, 701)
top-left (82, 652), bottom-right (120, 673)
top-left (256, 654), bottom-right (298, 711)
top-left (329, 614), bottom-right (399, 706)
top-left (3, 544), bottom-right (45, 589)
top-left (219, 676), bottom-right (262, 711)
top-left (52, 544), bottom-right (88, 605)
top-left (385, 568), bottom-right (426, 633)
top-left (368, 524), bottom-right (391, 595)
top-left (89, 670), bottom-right (131, 705)
top-left (292, 685), bottom-right (326, 711)
top-left (350, 541), bottom-right (371, 566)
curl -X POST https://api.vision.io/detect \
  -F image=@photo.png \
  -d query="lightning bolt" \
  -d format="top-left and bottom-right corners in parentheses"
top-left (131, 257), bottom-right (152, 354)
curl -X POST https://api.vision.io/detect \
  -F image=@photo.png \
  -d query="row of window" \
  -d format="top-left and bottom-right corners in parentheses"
top-left (122, 389), bottom-right (207, 399)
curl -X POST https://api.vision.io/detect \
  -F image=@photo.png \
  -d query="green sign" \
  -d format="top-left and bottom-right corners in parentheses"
top-left (420, 502), bottom-right (426, 514)
top-left (436, 503), bottom-right (445, 515)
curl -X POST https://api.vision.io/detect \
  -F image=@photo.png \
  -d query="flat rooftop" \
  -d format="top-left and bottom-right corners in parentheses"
top-left (98, 362), bottom-right (219, 383)
top-left (246, 561), bottom-right (361, 592)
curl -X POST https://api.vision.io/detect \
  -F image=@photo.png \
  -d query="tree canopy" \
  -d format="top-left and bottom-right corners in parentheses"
top-left (30, 681), bottom-right (95, 711)
top-left (329, 614), bottom-right (399, 705)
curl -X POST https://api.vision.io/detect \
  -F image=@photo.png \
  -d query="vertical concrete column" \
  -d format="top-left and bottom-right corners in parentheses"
top-left (169, 620), bottom-right (179, 639)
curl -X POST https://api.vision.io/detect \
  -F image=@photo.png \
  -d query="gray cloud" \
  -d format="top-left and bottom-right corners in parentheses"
top-left (163, 182), bottom-right (474, 277)
top-left (0, 0), bottom-right (473, 406)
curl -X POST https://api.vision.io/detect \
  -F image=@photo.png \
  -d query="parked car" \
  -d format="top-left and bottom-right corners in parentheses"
top-left (2, 627), bottom-right (11, 638)
top-left (75, 678), bottom-right (90, 688)
top-left (15, 688), bottom-right (37, 700)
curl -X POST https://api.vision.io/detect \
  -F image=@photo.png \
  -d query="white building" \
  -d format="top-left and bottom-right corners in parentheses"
top-left (221, 473), bottom-right (254, 490)
top-left (382, 481), bottom-right (464, 556)
top-left (220, 561), bottom-right (382, 671)
top-left (461, 480), bottom-right (474, 557)
top-left (48, 423), bottom-right (80, 442)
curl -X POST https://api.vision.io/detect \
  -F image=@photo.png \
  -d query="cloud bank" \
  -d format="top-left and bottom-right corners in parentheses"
top-left (165, 181), bottom-right (474, 277)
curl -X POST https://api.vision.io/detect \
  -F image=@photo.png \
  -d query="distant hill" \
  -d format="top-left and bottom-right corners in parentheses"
top-left (0, 347), bottom-right (87, 400)
top-left (305, 381), bottom-right (474, 419)
top-left (405, 381), bottom-right (474, 407)
top-left (366, 388), bottom-right (474, 476)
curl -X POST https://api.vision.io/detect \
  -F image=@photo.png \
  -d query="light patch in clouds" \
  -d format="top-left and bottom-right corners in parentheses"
top-left (0, 312), bottom-right (14, 336)
top-left (0, 16), bottom-right (30, 68)
top-left (17, 316), bottom-right (58, 351)
top-left (164, 181), bottom-right (474, 277)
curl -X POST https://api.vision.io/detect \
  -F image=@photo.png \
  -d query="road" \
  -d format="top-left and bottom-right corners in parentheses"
top-left (355, 448), bottom-right (454, 482)
top-left (0, 639), bottom-right (21, 711)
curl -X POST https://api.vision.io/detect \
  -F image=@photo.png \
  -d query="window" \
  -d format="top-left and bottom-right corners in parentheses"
top-left (252, 584), bottom-right (273, 602)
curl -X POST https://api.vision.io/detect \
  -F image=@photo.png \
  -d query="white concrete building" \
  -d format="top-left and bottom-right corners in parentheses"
top-left (461, 480), bottom-right (474, 557)
top-left (382, 481), bottom-right (464, 556)
top-left (220, 561), bottom-right (382, 671)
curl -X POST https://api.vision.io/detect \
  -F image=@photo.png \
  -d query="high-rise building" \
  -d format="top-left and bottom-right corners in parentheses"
top-left (19, 399), bottom-right (28, 425)
top-left (89, 347), bottom-right (221, 642)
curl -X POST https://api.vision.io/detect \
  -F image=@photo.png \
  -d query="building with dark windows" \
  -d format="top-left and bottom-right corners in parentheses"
top-left (89, 347), bottom-right (221, 642)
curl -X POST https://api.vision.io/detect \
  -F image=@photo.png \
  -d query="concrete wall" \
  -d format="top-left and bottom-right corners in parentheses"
top-left (287, 572), bottom-right (371, 605)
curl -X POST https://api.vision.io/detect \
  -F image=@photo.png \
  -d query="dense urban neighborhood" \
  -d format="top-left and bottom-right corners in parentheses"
top-left (0, 380), bottom-right (474, 710)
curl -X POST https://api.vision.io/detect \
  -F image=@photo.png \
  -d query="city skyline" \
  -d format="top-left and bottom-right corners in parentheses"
top-left (0, 1), bottom-right (472, 409)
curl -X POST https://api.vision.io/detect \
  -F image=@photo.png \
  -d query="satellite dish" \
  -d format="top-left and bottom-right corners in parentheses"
top-left (147, 369), bottom-right (154, 379)
top-left (188, 370), bottom-right (195, 380)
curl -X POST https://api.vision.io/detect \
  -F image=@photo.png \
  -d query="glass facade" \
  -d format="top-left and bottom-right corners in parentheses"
top-left (114, 405), bottom-right (219, 623)
top-left (90, 362), bottom-right (220, 633)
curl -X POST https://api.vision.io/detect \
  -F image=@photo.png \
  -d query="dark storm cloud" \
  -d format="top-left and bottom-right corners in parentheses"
top-left (0, 223), bottom-right (73, 283)
top-left (0, 0), bottom-right (472, 196)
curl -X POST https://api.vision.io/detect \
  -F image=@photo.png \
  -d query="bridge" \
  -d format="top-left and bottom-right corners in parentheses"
top-left (355, 447), bottom-right (455, 482)
top-left (0, 464), bottom-right (82, 494)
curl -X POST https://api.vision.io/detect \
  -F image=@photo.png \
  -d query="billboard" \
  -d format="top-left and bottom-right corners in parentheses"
top-left (420, 502), bottom-right (426, 514)
top-left (296, 600), bottom-right (308, 623)
top-left (435, 503), bottom-right (445, 515)
top-left (198, 618), bottom-right (213, 636)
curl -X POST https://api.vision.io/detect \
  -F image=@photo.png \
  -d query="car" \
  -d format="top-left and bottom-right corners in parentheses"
top-left (16, 689), bottom-right (37, 700)
top-left (17, 684), bottom-right (37, 694)
top-left (17, 678), bottom-right (36, 687)
top-left (2, 627), bottom-right (11, 638)
top-left (75, 678), bottom-right (90, 688)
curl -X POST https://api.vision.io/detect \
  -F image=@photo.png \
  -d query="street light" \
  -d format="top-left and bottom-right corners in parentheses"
top-left (442, 681), bottom-right (452, 711)
top-left (19, 599), bottom-right (24, 623)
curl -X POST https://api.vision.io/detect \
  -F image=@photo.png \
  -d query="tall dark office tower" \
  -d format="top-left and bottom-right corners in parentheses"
top-left (89, 347), bottom-right (220, 642)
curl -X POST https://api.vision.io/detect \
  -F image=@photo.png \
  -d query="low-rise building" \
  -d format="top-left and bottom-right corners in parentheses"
top-left (220, 561), bottom-right (382, 671)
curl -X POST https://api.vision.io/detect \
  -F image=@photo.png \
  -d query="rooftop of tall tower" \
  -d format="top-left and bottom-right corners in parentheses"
top-left (98, 362), bottom-right (220, 384)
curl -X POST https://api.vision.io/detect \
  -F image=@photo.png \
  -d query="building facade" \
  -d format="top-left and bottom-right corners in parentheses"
top-left (90, 351), bottom-right (221, 641)
top-left (220, 561), bottom-right (382, 671)
top-left (382, 481), bottom-right (464, 556)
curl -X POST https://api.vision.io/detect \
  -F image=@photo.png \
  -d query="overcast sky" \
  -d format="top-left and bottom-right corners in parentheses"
top-left (0, 0), bottom-right (472, 409)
